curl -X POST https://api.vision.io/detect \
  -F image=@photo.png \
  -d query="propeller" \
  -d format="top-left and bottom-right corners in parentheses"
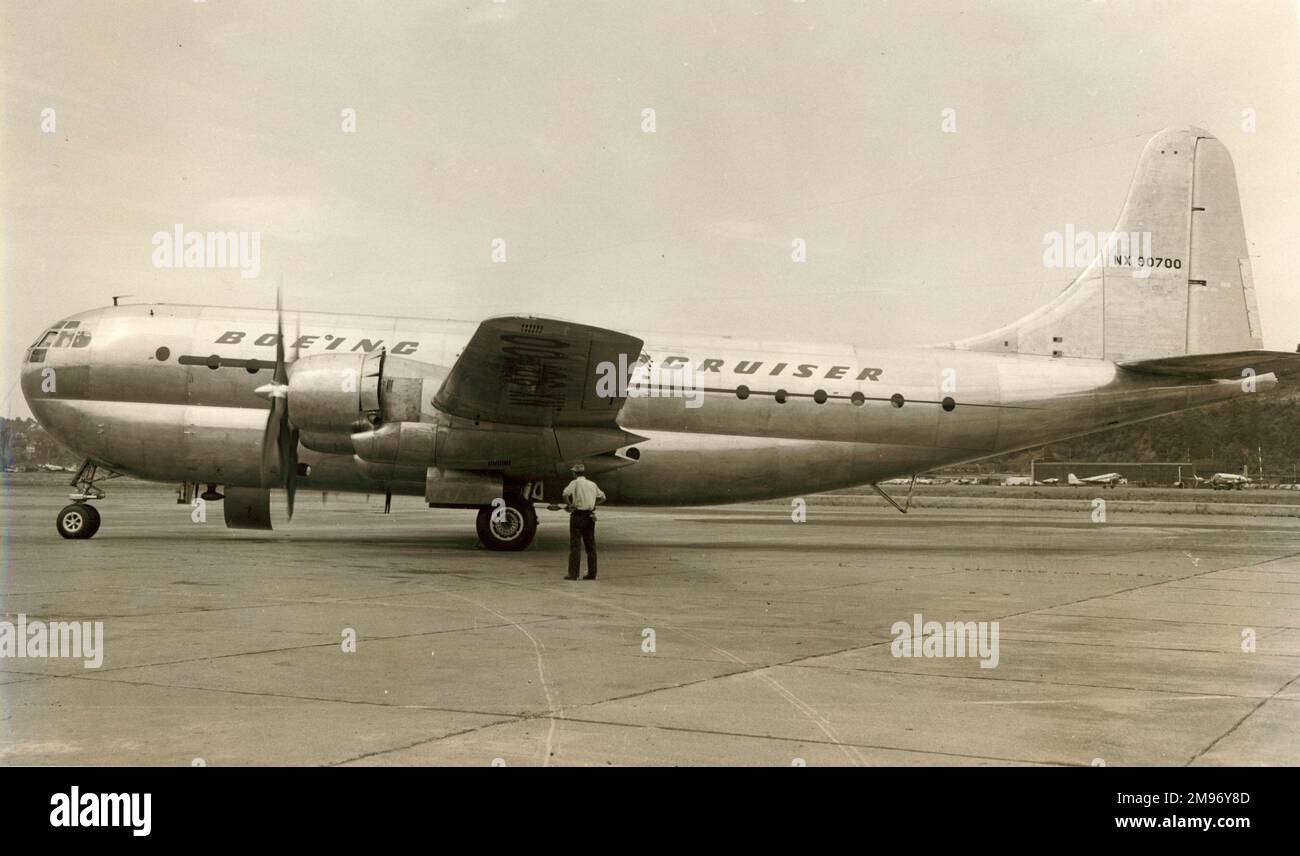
top-left (254, 283), bottom-right (300, 520)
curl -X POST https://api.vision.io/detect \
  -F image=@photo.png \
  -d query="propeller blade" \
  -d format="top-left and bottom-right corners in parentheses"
top-left (283, 428), bottom-right (299, 520)
top-left (259, 277), bottom-right (300, 520)
top-left (260, 396), bottom-right (285, 487)
top-left (273, 280), bottom-right (288, 386)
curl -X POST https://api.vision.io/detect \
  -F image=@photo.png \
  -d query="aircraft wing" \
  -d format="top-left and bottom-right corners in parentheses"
top-left (433, 315), bottom-right (644, 429)
top-left (1117, 350), bottom-right (1300, 381)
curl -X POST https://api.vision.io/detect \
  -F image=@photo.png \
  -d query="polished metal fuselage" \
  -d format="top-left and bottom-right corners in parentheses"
top-left (21, 303), bottom-right (1259, 506)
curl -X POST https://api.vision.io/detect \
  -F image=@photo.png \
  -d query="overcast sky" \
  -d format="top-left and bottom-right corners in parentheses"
top-left (4, 0), bottom-right (1298, 417)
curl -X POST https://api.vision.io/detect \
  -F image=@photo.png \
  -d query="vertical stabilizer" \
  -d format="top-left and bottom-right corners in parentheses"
top-left (953, 127), bottom-right (1262, 361)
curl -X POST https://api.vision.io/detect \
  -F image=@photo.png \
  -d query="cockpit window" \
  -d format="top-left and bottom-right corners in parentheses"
top-left (29, 324), bottom-right (92, 352)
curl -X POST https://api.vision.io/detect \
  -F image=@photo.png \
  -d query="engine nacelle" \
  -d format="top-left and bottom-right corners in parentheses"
top-left (352, 415), bottom-right (644, 475)
top-left (351, 421), bottom-right (437, 466)
top-left (288, 352), bottom-right (381, 439)
top-left (290, 353), bottom-right (443, 454)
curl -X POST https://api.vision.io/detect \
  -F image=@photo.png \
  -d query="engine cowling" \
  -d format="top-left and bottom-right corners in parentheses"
top-left (289, 353), bottom-right (441, 454)
top-left (288, 352), bottom-right (381, 443)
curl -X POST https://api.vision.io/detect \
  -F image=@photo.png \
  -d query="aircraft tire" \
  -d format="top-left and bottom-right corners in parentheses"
top-left (56, 503), bottom-right (101, 540)
top-left (475, 496), bottom-right (538, 551)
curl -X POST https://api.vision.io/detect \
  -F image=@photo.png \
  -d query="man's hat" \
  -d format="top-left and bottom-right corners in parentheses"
top-left (570, 463), bottom-right (585, 474)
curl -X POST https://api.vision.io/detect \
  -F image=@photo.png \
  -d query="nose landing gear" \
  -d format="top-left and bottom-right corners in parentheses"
top-left (55, 460), bottom-right (121, 540)
top-left (56, 503), bottom-right (101, 539)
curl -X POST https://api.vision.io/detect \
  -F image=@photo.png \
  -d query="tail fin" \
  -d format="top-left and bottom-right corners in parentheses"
top-left (955, 127), bottom-right (1262, 361)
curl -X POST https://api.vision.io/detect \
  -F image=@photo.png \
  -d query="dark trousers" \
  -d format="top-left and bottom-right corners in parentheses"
top-left (568, 510), bottom-right (597, 577)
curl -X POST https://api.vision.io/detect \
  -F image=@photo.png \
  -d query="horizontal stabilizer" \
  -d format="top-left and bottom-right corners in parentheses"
top-left (1117, 350), bottom-right (1300, 380)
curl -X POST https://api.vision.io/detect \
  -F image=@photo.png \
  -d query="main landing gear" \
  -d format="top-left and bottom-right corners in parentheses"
top-left (475, 494), bottom-right (538, 551)
top-left (55, 460), bottom-right (121, 540)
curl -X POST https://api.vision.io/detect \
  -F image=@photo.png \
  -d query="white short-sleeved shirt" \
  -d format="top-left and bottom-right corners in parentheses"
top-left (563, 476), bottom-right (605, 511)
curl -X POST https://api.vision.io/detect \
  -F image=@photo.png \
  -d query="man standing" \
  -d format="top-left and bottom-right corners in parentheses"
top-left (562, 463), bottom-right (605, 580)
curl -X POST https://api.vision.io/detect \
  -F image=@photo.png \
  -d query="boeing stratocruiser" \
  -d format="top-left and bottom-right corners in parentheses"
top-left (22, 127), bottom-right (1299, 549)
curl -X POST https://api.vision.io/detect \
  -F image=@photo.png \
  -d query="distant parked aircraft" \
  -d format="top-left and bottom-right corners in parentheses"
top-left (1067, 472), bottom-right (1125, 487)
top-left (1208, 472), bottom-right (1250, 490)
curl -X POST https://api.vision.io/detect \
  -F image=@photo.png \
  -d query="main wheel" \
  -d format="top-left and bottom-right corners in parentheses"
top-left (56, 503), bottom-right (101, 540)
top-left (475, 495), bottom-right (538, 551)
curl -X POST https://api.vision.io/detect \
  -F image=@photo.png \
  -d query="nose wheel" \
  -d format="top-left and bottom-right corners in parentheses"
top-left (56, 503), bottom-right (101, 539)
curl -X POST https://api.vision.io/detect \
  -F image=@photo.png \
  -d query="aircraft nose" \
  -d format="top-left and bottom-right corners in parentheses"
top-left (20, 313), bottom-right (97, 407)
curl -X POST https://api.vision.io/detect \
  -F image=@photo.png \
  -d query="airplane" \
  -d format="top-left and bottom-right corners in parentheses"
top-left (1066, 472), bottom-right (1125, 487)
top-left (1208, 472), bottom-right (1251, 490)
top-left (19, 126), bottom-right (1300, 548)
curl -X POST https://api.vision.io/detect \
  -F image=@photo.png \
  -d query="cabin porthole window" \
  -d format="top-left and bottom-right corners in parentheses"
top-left (942, 397), bottom-right (956, 412)
top-left (890, 393), bottom-right (905, 408)
top-left (774, 389), bottom-right (788, 404)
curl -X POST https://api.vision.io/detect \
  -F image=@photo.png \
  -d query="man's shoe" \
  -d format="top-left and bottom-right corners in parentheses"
top-left (582, 574), bottom-right (597, 580)
top-left (564, 575), bottom-right (579, 581)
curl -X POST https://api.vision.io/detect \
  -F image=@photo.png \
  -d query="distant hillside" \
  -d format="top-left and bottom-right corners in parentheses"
top-left (1, 417), bottom-right (79, 470)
